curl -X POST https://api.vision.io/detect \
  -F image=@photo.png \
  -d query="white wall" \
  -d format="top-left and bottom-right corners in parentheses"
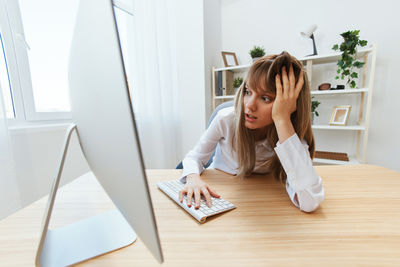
top-left (204, 0), bottom-right (222, 122)
top-left (0, 122), bottom-right (20, 219)
top-left (9, 125), bottom-right (89, 209)
top-left (219, 0), bottom-right (400, 171)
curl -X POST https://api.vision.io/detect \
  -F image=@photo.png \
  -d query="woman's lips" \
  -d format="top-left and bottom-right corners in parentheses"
top-left (245, 113), bottom-right (257, 122)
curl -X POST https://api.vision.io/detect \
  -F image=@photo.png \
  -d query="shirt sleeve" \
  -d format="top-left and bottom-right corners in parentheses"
top-left (180, 111), bottom-right (225, 182)
top-left (274, 133), bottom-right (325, 212)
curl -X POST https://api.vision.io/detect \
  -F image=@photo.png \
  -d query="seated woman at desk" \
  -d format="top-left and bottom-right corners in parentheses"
top-left (179, 51), bottom-right (324, 213)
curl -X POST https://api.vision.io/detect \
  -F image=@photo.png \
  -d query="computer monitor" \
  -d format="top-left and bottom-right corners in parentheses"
top-left (35, 0), bottom-right (163, 266)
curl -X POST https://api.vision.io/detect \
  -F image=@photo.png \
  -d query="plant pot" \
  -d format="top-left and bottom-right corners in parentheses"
top-left (234, 87), bottom-right (240, 93)
top-left (311, 112), bottom-right (315, 125)
top-left (252, 57), bottom-right (260, 62)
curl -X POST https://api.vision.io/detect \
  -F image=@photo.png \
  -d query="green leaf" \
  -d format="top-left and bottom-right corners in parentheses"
top-left (350, 80), bottom-right (356, 88)
top-left (353, 61), bottom-right (365, 68)
top-left (335, 76), bottom-right (339, 79)
top-left (351, 72), bottom-right (358, 78)
top-left (346, 40), bottom-right (355, 49)
top-left (337, 68), bottom-right (341, 74)
top-left (332, 44), bottom-right (339, 50)
top-left (359, 40), bottom-right (368, 46)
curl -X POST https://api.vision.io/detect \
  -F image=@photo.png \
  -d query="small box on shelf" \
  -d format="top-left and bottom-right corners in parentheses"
top-left (315, 151), bottom-right (349, 161)
top-left (216, 70), bottom-right (234, 96)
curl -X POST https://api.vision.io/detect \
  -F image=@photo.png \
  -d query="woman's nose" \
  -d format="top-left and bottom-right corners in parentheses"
top-left (246, 96), bottom-right (257, 111)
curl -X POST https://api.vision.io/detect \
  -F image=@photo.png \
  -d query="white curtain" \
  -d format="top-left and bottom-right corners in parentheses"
top-left (0, 84), bottom-right (21, 219)
top-left (125, 0), bottom-right (181, 168)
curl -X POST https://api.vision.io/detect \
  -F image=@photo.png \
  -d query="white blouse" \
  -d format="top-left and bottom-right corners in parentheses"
top-left (181, 106), bottom-right (324, 212)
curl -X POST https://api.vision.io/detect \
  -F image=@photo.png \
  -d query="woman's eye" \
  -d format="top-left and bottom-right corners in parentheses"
top-left (262, 96), bottom-right (271, 102)
top-left (244, 89), bottom-right (250, 95)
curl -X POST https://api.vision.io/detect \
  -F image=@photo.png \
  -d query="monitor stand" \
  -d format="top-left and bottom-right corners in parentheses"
top-left (35, 124), bottom-right (137, 267)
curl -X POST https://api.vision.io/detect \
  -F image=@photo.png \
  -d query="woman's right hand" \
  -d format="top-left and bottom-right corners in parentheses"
top-left (179, 173), bottom-right (220, 209)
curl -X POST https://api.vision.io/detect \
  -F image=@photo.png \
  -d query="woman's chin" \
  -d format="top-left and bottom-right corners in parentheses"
top-left (245, 122), bottom-right (258, 129)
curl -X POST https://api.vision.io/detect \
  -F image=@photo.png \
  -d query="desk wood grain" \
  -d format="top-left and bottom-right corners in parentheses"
top-left (0, 165), bottom-right (399, 266)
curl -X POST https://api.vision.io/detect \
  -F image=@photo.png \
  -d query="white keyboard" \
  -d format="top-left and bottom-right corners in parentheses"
top-left (157, 179), bottom-right (236, 223)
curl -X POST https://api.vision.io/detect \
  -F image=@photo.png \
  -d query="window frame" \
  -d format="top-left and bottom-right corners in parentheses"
top-left (0, 0), bottom-right (133, 125)
top-left (0, 0), bottom-right (71, 125)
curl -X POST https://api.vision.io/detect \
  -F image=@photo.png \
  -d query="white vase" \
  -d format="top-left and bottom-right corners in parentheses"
top-left (252, 57), bottom-right (260, 62)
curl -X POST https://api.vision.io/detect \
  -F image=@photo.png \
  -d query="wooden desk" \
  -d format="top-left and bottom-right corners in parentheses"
top-left (1, 165), bottom-right (400, 266)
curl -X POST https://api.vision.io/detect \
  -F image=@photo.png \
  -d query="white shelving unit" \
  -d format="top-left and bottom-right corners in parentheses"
top-left (211, 45), bottom-right (377, 165)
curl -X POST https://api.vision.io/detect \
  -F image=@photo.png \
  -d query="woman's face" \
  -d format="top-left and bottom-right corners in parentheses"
top-left (243, 82), bottom-right (275, 130)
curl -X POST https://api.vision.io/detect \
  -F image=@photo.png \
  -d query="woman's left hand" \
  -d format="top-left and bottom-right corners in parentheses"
top-left (272, 63), bottom-right (304, 123)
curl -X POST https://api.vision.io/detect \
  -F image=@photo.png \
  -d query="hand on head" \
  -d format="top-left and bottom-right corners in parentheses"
top-left (271, 63), bottom-right (304, 123)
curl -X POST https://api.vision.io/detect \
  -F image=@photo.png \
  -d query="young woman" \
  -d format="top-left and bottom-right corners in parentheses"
top-left (179, 51), bottom-right (324, 213)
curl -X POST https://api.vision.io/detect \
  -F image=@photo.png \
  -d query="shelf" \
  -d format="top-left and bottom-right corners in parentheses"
top-left (311, 88), bottom-right (368, 95)
top-left (214, 95), bottom-right (235, 100)
top-left (313, 157), bottom-right (360, 165)
top-left (298, 46), bottom-right (373, 65)
top-left (312, 125), bottom-right (365, 131)
top-left (213, 46), bottom-right (373, 73)
top-left (215, 89), bottom-right (368, 99)
top-left (214, 64), bottom-right (251, 73)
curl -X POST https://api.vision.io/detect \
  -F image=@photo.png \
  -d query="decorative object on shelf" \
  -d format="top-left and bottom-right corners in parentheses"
top-left (329, 105), bottom-right (351, 126)
top-left (249, 45), bottom-right (266, 62)
top-left (311, 96), bottom-right (321, 124)
top-left (315, 151), bottom-right (349, 161)
top-left (301, 24), bottom-right (318, 56)
top-left (233, 77), bottom-right (243, 93)
top-left (331, 85), bottom-right (345, 90)
top-left (217, 70), bottom-right (234, 96)
top-left (332, 30), bottom-right (368, 88)
top-left (221, 51), bottom-right (239, 67)
top-left (318, 83), bottom-right (331, 90)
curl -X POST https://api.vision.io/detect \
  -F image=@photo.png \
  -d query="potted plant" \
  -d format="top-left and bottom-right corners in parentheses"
top-left (332, 30), bottom-right (368, 88)
top-left (249, 45), bottom-right (266, 62)
top-left (311, 97), bottom-right (321, 124)
top-left (233, 77), bottom-right (243, 92)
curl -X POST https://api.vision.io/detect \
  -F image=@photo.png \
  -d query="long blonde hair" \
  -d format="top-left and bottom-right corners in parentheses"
top-left (233, 51), bottom-right (315, 183)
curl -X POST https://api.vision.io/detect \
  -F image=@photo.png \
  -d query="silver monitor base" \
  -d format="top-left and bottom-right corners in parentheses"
top-left (36, 124), bottom-right (137, 266)
top-left (41, 210), bottom-right (136, 267)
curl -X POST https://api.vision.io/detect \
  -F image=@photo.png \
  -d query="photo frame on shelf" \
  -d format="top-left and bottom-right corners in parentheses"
top-left (329, 105), bottom-right (352, 126)
top-left (221, 51), bottom-right (239, 67)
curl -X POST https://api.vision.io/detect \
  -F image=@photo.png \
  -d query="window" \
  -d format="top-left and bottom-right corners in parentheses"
top-left (18, 0), bottom-right (79, 116)
top-left (0, 0), bottom-right (78, 123)
top-left (0, 0), bottom-right (134, 124)
top-left (0, 34), bottom-right (14, 119)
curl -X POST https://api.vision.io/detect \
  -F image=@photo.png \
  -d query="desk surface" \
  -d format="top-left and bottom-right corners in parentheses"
top-left (1, 165), bottom-right (400, 266)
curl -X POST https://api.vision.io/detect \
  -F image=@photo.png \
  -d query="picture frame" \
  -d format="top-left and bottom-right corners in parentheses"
top-left (329, 105), bottom-right (352, 126)
top-left (221, 51), bottom-right (239, 67)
